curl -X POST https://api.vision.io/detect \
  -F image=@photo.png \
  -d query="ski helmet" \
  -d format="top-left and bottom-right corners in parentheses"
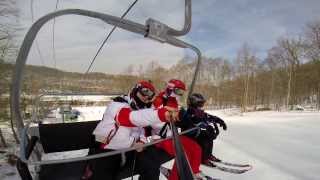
top-left (188, 93), bottom-right (206, 108)
top-left (166, 79), bottom-right (186, 96)
top-left (130, 80), bottom-right (156, 109)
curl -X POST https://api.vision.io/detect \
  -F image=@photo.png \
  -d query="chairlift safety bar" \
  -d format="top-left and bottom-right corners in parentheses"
top-left (19, 124), bottom-right (199, 166)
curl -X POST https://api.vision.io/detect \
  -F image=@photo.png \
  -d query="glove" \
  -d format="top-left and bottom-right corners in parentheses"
top-left (215, 117), bottom-right (227, 130)
top-left (197, 123), bottom-right (218, 140)
top-left (209, 124), bottom-right (219, 140)
top-left (212, 122), bottom-right (220, 138)
top-left (164, 109), bottom-right (179, 122)
top-left (198, 121), bottom-right (209, 130)
top-left (207, 115), bottom-right (227, 130)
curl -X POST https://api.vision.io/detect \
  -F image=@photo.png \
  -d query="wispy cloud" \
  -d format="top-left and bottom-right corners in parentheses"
top-left (189, 0), bottom-right (320, 59)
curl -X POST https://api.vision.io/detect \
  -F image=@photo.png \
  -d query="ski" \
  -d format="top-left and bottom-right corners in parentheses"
top-left (160, 166), bottom-right (171, 178)
top-left (210, 157), bottom-right (252, 168)
top-left (214, 160), bottom-right (251, 168)
top-left (160, 166), bottom-right (221, 180)
top-left (202, 162), bottom-right (252, 174)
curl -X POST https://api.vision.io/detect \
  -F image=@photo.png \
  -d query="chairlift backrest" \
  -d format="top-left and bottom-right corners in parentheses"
top-left (39, 121), bottom-right (98, 153)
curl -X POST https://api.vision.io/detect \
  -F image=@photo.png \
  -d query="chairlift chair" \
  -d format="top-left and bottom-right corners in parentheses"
top-left (11, 0), bottom-right (202, 179)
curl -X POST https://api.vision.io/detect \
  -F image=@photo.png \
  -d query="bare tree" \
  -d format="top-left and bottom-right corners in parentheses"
top-left (277, 38), bottom-right (303, 109)
top-left (236, 44), bottom-right (258, 112)
top-left (169, 58), bottom-right (194, 84)
top-left (0, 128), bottom-right (7, 147)
top-left (265, 47), bottom-right (285, 109)
top-left (303, 20), bottom-right (320, 109)
top-left (0, 0), bottom-right (18, 62)
top-left (0, 0), bottom-right (19, 144)
top-left (304, 20), bottom-right (320, 62)
top-left (123, 64), bottom-right (135, 75)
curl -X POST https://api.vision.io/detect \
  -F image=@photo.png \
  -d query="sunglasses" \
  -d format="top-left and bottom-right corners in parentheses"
top-left (173, 88), bottom-right (185, 96)
top-left (139, 87), bottom-right (155, 100)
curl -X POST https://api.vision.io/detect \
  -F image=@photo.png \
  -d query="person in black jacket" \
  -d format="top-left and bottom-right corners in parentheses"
top-left (178, 93), bottom-right (227, 166)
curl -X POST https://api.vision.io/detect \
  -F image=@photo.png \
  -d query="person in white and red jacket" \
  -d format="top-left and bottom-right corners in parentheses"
top-left (88, 80), bottom-right (179, 180)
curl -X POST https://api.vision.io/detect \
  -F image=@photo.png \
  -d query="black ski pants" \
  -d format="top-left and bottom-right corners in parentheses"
top-left (89, 145), bottom-right (172, 180)
top-left (188, 125), bottom-right (216, 162)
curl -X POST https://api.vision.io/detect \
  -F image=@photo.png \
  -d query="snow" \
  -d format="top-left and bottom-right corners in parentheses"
top-left (0, 163), bottom-right (20, 180)
top-left (1, 109), bottom-right (320, 180)
top-left (72, 106), bottom-right (106, 121)
top-left (41, 95), bottom-right (115, 102)
top-left (204, 110), bottom-right (320, 180)
top-left (44, 106), bottom-right (105, 123)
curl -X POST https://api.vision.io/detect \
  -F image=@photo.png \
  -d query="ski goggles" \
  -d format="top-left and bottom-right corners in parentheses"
top-left (139, 87), bottom-right (155, 100)
top-left (173, 88), bottom-right (185, 96)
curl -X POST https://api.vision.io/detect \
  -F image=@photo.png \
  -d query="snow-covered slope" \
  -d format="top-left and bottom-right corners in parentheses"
top-left (203, 110), bottom-right (320, 180)
top-left (1, 110), bottom-right (320, 180)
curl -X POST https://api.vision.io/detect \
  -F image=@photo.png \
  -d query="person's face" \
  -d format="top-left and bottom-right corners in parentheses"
top-left (198, 103), bottom-right (205, 110)
top-left (196, 100), bottom-right (206, 110)
top-left (173, 88), bottom-right (185, 96)
top-left (137, 87), bottom-right (155, 103)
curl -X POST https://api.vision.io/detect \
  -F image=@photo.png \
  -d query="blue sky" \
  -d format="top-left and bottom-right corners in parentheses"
top-left (189, 0), bottom-right (320, 59)
top-left (18, 0), bottom-right (320, 74)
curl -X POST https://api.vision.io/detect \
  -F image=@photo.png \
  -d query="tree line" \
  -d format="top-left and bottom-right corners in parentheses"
top-left (127, 20), bottom-right (320, 111)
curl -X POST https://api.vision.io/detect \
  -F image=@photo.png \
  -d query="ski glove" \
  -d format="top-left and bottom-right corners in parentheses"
top-left (212, 122), bottom-right (220, 138)
top-left (195, 122), bottom-right (219, 140)
top-left (198, 121), bottom-right (209, 130)
top-left (207, 114), bottom-right (227, 131)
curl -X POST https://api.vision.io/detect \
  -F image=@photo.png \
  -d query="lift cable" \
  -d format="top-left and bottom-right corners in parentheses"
top-left (83, 0), bottom-right (139, 75)
top-left (30, 0), bottom-right (46, 66)
top-left (52, 0), bottom-right (59, 70)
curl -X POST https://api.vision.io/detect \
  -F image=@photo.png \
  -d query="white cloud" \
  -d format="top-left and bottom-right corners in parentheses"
top-left (16, 0), bottom-right (320, 73)
top-left (28, 36), bottom-right (185, 74)
top-left (17, 0), bottom-right (187, 73)
top-left (188, 0), bottom-right (320, 60)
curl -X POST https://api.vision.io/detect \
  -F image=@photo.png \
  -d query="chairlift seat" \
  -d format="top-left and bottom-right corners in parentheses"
top-left (18, 120), bottom-right (172, 180)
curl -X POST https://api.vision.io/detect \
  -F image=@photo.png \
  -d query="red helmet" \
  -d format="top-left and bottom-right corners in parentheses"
top-left (166, 79), bottom-right (186, 96)
top-left (137, 80), bottom-right (155, 92)
top-left (130, 80), bottom-right (156, 109)
top-left (167, 79), bottom-right (186, 90)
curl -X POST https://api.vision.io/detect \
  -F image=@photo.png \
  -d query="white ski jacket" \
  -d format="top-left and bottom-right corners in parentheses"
top-left (93, 96), bottom-right (168, 150)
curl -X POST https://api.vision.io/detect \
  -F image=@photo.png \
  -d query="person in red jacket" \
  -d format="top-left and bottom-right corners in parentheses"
top-left (151, 79), bottom-right (203, 180)
top-left (153, 79), bottom-right (186, 109)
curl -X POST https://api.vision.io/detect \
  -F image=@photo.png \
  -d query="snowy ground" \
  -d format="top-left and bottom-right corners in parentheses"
top-left (204, 110), bottom-right (320, 180)
top-left (1, 109), bottom-right (320, 180)
top-left (45, 106), bottom-right (106, 123)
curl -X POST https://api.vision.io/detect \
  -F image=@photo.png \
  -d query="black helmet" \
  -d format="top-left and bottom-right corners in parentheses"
top-left (187, 93), bottom-right (206, 108)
